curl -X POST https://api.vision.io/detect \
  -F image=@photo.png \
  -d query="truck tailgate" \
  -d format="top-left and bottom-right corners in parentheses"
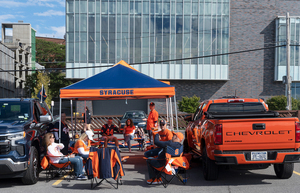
top-left (221, 117), bottom-right (298, 150)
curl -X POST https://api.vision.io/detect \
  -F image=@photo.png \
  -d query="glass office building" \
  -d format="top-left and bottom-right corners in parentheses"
top-left (66, 0), bottom-right (230, 80)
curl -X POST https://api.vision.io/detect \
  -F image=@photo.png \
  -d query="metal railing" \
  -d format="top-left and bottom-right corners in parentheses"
top-left (64, 110), bottom-right (300, 133)
top-left (65, 114), bottom-right (189, 132)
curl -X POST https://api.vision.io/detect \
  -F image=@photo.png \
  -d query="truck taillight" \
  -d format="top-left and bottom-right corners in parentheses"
top-left (295, 122), bottom-right (300, 142)
top-left (228, 99), bottom-right (244, 103)
top-left (214, 124), bottom-right (223, 145)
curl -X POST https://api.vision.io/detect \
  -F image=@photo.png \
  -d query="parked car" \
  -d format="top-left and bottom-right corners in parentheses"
top-left (185, 97), bottom-right (300, 180)
top-left (0, 98), bottom-right (54, 184)
top-left (119, 110), bottom-right (147, 132)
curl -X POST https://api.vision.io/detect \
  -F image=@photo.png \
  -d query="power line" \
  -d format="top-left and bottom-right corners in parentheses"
top-left (0, 45), bottom-right (286, 73)
top-left (0, 41), bottom-right (291, 66)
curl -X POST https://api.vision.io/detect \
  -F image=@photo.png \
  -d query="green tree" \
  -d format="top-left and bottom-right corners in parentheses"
top-left (33, 71), bottom-right (52, 108)
top-left (36, 39), bottom-right (65, 68)
top-left (24, 39), bottom-right (72, 98)
top-left (266, 95), bottom-right (300, 110)
top-left (49, 72), bottom-right (71, 98)
top-left (24, 72), bottom-right (37, 97)
top-left (178, 95), bottom-right (201, 113)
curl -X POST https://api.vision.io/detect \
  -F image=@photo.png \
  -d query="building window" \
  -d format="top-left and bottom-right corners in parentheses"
top-left (66, 0), bottom-right (230, 80)
top-left (275, 17), bottom-right (300, 81)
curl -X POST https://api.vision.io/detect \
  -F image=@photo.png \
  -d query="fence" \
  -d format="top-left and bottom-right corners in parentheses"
top-left (65, 110), bottom-right (300, 133)
top-left (65, 114), bottom-right (189, 132)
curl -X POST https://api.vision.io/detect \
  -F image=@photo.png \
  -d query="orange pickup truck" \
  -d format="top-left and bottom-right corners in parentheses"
top-left (184, 97), bottom-right (300, 180)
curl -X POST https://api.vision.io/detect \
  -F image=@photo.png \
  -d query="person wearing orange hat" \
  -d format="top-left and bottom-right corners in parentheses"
top-left (145, 131), bottom-right (184, 185)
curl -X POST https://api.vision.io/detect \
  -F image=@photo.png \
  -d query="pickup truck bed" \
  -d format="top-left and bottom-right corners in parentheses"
top-left (185, 98), bottom-right (300, 180)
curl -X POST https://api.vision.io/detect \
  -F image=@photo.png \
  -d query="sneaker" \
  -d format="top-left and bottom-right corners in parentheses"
top-left (147, 178), bottom-right (162, 185)
top-left (118, 148), bottom-right (122, 152)
top-left (76, 174), bottom-right (87, 180)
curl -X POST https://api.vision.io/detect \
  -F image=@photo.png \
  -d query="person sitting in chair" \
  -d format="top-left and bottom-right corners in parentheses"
top-left (43, 133), bottom-right (87, 180)
top-left (100, 118), bottom-right (121, 151)
top-left (145, 131), bottom-right (184, 184)
top-left (123, 118), bottom-right (136, 152)
top-left (158, 120), bottom-right (173, 141)
top-left (73, 130), bottom-right (94, 159)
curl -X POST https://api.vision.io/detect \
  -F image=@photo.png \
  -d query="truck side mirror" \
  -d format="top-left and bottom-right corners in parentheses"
top-left (204, 112), bottom-right (213, 119)
top-left (184, 114), bottom-right (192, 122)
top-left (40, 115), bottom-right (52, 123)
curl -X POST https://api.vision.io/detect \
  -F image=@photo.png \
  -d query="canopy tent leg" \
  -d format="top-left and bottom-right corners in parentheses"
top-left (75, 100), bottom-right (77, 136)
top-left (166, 98), bottom-right (169, 123)
top-left (168, 97), bottom-right (172, 130)
top-left (84, 101), bottom-right (87, 132)
top-left (174, 95), bottom-right (179, 131)
top-left (71, 100), bottom-right (74, 141)
top-left (59, 98), bottom-right (62, 143)
top-left (170, 97), bottom-right (173, 131)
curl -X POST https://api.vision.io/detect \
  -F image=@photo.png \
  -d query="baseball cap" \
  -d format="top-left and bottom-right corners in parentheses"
top-left (159, 119), bottom-right (165, 126)
top-left (85, 130), bottom-right (94, 140)
top-left (149, 102), bottom-right (155, 106)
top-left (174, 132), bottom-right (184, 142)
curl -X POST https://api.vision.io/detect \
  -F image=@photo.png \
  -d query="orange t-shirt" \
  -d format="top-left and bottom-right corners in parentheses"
top-left (158, 129), bottom-right (173, 141)
top-left (147, 109), bottom-right (158, 130)
top-left (73, 139), bottom-right (90, 154)
top-left (124, 125), bottom-right (136, 135)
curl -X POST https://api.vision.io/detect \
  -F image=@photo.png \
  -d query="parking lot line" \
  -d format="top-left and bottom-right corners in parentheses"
top-left (52, 173), bottom-right (70, 186)
top-left (293, 171), bottom-right (300, 176)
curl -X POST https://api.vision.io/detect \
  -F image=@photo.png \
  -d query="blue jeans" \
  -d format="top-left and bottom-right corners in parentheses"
top-left (124, 134), bottom-right (134, 149)
top-left (146, 158), bottom-right (165, 179)
top-left (58, 156), bottom-right (83, 176)
top-left (144, 148), bottom-right (163, 158)
top-left (78, 154), bottom-right (89, 160)
top-left (147, 130), bottom-right (153, 145)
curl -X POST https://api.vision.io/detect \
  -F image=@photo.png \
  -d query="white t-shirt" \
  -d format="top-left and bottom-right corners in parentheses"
top-left (47, 142), bottom-right (65, 163)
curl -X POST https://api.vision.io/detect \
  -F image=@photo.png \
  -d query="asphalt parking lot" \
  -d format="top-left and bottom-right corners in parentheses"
top-left (1, 146), bottom-right (300, 193)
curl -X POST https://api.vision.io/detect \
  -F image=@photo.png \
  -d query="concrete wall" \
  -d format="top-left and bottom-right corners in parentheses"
top-left (0, 43), bottom-right (15, 97)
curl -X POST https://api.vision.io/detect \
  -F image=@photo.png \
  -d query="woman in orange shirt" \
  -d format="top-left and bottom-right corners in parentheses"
top-left (74, 131), bottom-right (93, 159)
top-left (123, 119), bottom-right (136, 152)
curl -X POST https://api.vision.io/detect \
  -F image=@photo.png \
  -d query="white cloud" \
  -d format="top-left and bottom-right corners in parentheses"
top-left (0, 0), bottom-right (64, 8)
top-left (0, 14), bottom-right (16, 23)
top-left (36, 26), bottom-right (65, 39)
top-left (34, 10), bottom-right (65, 17)
top-left (51, 26), bottom-right (65, 38)
top-left (0, 0), bottom-right (28, 8)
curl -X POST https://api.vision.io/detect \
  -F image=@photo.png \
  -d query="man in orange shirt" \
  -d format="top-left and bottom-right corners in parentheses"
top-left (158, 120), bottom-right (173, 141)
top-left (146, 102), bottom-right (159, 145)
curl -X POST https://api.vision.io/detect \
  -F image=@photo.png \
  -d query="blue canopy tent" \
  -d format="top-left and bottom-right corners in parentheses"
top-left (58, 61), bottom-right (179, 142)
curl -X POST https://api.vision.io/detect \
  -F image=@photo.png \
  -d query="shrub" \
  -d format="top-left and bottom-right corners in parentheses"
top-left (266, 95), bottom-right (300, 110)
top-left (178, 95), bottom-right (201, 113)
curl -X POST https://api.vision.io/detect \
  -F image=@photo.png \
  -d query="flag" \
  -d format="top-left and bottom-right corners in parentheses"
top-left (37, 85), bottom-right (47, 102)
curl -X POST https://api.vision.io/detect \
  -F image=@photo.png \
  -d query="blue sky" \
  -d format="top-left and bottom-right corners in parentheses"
top-left (0, 0), bottom-right (65, 39)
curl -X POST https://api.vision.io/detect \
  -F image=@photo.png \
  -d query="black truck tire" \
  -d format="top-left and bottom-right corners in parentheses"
top-left (202, 147), bottom-right (218, 181)
top-left (22, 146), bottom-right (39, 184)
top-left (274, 163), bottom-right (294, 179)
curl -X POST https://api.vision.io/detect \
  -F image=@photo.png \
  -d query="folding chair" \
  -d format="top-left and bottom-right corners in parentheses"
top-left (148, 146), bottom-right (190, 188)
top-left (41, 155), bottom-right (74, 182)
top-left (86, 147), bottom-right (124, 189)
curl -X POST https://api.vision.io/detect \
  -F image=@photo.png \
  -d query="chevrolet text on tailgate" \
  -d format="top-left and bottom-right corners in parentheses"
top-left (184, 97), bottom-right (300, 180)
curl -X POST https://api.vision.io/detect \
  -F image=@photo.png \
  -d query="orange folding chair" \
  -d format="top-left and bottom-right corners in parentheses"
top-left (41, 155), bottom-right (74, 182)
top-left (148, 146), bottom-right (190, 188)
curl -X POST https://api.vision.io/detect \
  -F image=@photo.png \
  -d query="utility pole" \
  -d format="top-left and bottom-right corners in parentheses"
top-left (286, 12), bottom-right (292, 110)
